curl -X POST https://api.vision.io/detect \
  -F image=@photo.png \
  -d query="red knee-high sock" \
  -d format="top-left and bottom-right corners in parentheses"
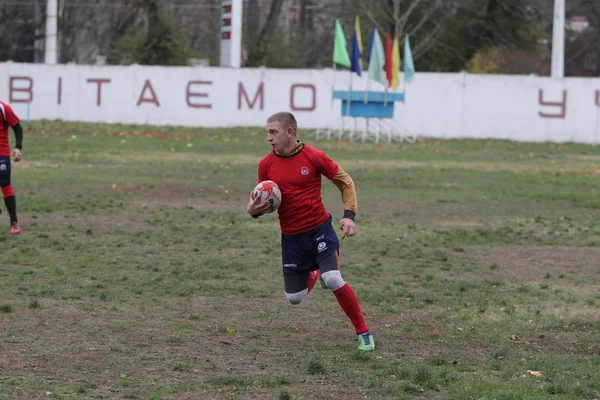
top-left (307, 270), bottom-right (321, 294)
top-left (333, 283), bottom-right (369, 335)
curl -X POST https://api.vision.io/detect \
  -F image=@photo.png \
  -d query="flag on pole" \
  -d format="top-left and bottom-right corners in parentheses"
top-left (363, 23), bottom-right (374, 103)
top-left (367, 26), bottom-right (387, 86)
top-left (333, 19), bottom-right (351, 68)
top-left (404, 34), bottom-right (416, 84)
top-left (350, 22), bottom-right (362, 76)
top-left (366, 24), bottom-right (375, 65)
top-left (354, 16), bottom-right (363, 70)
top-left (354, 16), bottom-right (363, 56)
top-left (385, 34), bottom-right (393, 87)
top-left (391, 36), bottom-right (401, 89)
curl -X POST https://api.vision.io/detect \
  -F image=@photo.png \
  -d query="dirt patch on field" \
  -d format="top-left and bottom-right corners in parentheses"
top-left (358, 197), bottom-right (600, 230)
top-left (467, 245), bottom-right (600, 286)
top-left (0, 294), bottom-right (420, 399)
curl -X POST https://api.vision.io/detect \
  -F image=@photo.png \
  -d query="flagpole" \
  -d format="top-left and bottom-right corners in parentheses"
top-left (332, 63), bottom-right (336, 110)
top-left (364, 74), bottom-right (369, 104)
top-left (390, 86), bottom-right (397, 143)
top-left (340, 71), bottom-right (345, 139)
top-left (328, 63), bottom-right (336, 140)
top-left (333, 18), bottom-right (352, 140)
top-left (347, 72), bottom-right (353, 117)
top-left (343, 72), bottom-right (353, 140)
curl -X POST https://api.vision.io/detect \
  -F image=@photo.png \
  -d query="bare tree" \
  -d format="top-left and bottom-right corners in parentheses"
top-left (56, 0), bottom-right (141, 64)
top-left (298, 0), bottom-right (309, 44)
top-left (0, 0), bottom-right (46, 62)
top-left (180, 0), bottom-right (220, 65)
top-left (354, 0), bottom-right (460, 60)
top-left (245, 0), bottom-right (285, 66)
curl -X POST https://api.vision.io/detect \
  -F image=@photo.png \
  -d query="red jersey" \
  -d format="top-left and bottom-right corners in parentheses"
top-left (0, 101), bottom-right (20, 157)
top-left (258, 143), bottom-right (339, 235)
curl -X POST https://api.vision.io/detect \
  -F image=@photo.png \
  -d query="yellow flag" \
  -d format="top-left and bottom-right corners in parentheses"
top-left (391, 36), bottom-right (401, 89)
top-left (354, 16), bottom-right (363, 55)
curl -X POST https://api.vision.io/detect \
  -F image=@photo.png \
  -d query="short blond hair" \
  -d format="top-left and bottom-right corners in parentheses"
top-left (267, 112), bottom-right (297, 134)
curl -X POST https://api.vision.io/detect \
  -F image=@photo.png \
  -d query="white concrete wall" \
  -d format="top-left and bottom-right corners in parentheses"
top-left (1, 62), bottom-right (600, 143)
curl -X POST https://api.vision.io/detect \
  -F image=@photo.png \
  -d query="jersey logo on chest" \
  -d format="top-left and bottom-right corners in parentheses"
top-left (300, 167), bottom-right (309, 175)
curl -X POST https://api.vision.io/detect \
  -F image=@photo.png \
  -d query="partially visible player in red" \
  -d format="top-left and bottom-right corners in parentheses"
top-left (246, 111), bottom-right (374, 351)
top-left (0, 101), bottom-right (24, 234)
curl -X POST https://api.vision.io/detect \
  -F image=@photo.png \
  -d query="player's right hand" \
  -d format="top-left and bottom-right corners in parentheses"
top-left (246, 191), bottom-right (272, 217)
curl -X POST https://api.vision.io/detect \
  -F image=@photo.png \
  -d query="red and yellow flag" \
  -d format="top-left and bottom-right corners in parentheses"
top-left (385, 34), bottom-right (393, 87)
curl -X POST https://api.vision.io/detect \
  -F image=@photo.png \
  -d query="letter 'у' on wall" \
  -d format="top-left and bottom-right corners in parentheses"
top-left (538, 89), bottom-right (566, 119)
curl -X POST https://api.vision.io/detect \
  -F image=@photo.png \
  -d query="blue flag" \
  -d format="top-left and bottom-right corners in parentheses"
top-left (366, 25), bottom-right (376, 65)
top-left (350, 27), bottom-right (362, 76)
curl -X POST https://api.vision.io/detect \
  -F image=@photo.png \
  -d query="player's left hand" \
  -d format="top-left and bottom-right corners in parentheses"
top-left (246, 191), bottom-right (272, 216)
top-left (339, 218), bottom-right (356, 240)
top-left (11, 149), bottom-right (22, 162)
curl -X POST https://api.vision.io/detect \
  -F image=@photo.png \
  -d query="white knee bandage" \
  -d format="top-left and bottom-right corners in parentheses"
top-left (321, 270), bottom-right (346, 291)
top-left (285, 289), bottom-right (308, 305)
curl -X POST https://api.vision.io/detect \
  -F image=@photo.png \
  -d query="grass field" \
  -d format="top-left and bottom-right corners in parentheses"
top-left (0, 120), bottom-right (599, 400)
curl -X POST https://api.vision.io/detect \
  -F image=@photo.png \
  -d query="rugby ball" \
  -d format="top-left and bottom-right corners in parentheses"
top-left (252, 180), bottom-right (282, 212)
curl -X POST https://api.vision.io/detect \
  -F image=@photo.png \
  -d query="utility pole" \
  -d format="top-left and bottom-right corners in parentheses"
top-left (45, 0), bottom-right (58, 64)
top-left (551, 0), bottom-right (565, 78)
top-left (220, 0), bottom-right (243, 67)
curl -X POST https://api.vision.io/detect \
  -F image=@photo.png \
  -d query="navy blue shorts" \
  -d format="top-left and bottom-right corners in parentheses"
top-left (0, 156), bottom-right (11, 177)
top-left (281, 215), bottom-right (339, 274)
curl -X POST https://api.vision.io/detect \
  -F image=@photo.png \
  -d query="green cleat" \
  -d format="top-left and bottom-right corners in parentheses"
top-left (357, 332), bottom-right (375, 351)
